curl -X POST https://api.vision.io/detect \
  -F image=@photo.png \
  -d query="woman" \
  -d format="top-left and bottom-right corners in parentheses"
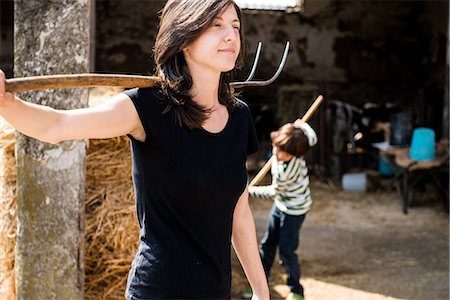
top-left (0, 0), bottom-right (269, 299)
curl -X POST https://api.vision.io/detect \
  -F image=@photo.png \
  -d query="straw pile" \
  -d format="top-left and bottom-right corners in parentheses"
top-left (0, 87), bottom-right (140, 299)
top-left (0, 120), bottom-right (16, 299)
top-left (84, 136), bottom-right (139, 299)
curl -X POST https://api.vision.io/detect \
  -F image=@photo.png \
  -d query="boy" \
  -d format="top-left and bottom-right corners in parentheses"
top-left (249, 119), bottom-right (317, 300)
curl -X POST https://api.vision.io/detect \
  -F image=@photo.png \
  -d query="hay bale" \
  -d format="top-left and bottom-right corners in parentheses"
top-left (84, 136), bottom-right (139, 299)
top-left (0, 119), bottom-right (17, 299)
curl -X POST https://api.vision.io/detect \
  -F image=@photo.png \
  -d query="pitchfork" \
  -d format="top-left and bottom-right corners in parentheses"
top-left (5, 42), bottom-right (290, 93)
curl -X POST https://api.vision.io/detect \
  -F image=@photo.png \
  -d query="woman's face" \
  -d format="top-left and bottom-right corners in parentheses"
top-left (183, 4), bottom-right (241, 74)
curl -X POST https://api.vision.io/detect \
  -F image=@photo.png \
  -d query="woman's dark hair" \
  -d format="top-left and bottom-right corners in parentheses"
top-left (270, 123), bottom-right (310, 157)
top-left (154, 0), bottom-right (245, 129)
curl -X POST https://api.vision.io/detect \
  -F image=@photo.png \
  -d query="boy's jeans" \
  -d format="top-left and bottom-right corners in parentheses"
top-left (259, 204), bottom-right (306, 296)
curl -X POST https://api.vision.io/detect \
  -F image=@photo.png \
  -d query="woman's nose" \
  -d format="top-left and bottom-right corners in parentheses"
top-left (223, 24), bottom-right (237, 42)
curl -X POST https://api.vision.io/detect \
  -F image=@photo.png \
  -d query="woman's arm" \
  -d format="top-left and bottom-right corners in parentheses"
top-left (232, 185), bottom-right (270, 300)
top-left (0, 70), bottom-right (144, 143)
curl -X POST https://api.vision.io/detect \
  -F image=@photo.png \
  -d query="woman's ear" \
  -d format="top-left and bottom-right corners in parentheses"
top-left (182, 47), bottom-right (190, 59)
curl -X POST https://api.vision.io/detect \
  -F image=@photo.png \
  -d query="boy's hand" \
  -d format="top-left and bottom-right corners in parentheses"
top-left (293, 118), bottom-right (305, 128)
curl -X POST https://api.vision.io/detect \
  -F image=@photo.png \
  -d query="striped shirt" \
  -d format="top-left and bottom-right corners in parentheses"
top-left (249, 122), bottom-right (317, 215)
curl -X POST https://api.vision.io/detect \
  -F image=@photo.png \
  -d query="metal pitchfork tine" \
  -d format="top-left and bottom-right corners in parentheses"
top-left (230, 41), bottom-right (290, 89)
top-left (244, 42), bottom-right (263, 82)
top-left (4, 42), bottom-right (290, 93)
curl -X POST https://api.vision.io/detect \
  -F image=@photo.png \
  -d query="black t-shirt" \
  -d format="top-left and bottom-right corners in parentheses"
top-left (123, 88), bottom-right (258, 299)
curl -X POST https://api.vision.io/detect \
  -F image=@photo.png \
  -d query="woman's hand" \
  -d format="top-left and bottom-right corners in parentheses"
top-left (251, 293), bottom-right (270, 300)
top-left (0, 70), bottom-right (17, 107)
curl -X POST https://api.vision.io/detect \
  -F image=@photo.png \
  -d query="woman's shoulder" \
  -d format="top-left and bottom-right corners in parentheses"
top-left (228, 99), bottom-right (253, 126)
top-left (232, 98), bottom-right (252, 116)
top-left (123, 86), bottom-right (166, 101)
top-left (234, 98), bottom-right (249, 109)
top-left (123, 86), bottom-right (168, 112)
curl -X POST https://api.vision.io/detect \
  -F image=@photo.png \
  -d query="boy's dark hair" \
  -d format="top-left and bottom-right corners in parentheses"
top-left (270, 123), bottom-right (310, 157)
top-left (154, 0), bottom-right (245, 129)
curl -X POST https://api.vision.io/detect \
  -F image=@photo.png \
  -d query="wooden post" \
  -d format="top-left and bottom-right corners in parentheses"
top-left (14, 1), bottom-right (92, 299)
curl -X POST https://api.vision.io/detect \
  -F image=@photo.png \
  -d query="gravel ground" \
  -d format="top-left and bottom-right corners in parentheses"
top-left (231, 178), bottom-right (449, 300)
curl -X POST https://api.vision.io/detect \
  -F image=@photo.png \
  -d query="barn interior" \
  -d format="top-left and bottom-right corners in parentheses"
top-left (0, 0), bottom-right (449, 299)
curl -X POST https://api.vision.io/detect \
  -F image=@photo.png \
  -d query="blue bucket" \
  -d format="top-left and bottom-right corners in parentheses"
top-left (409, 128), bottom-right (435, 161)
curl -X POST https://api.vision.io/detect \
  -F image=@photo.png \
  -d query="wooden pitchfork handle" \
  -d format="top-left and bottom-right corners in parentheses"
top-left (5, 73), bottom-right (161, 93)
top-left (249, 95), bottom-right (324, 187)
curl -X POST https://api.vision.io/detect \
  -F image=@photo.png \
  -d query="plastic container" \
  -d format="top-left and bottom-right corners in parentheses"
top-left (409, 128), bottom-right (435, 161)
top-left (342, 173), bottom-right (367, 192)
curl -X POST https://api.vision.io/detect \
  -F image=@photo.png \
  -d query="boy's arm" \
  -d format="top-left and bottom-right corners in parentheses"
top-left (248, 185), bottom-right (275, 199)
top-left (293, 119), bottom-right (318, 147)
top-left (249, 158), bottom-right (294, 198)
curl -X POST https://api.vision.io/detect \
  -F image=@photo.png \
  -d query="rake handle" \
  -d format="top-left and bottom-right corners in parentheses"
top-left (5, 74), bottom-right (161, 93)
top-left (249, 95), bottom-right (324, 187)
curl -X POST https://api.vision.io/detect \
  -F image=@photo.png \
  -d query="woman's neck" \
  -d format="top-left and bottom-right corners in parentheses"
top-left (188, 64), bottom-right (221, 109)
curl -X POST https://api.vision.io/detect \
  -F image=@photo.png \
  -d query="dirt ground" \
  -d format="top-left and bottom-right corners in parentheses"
top-left (231, 177), bottom-right (449, 300)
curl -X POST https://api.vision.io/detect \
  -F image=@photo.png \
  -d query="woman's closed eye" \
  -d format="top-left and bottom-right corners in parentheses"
top-left (210, 22), bottom-right (239, 31)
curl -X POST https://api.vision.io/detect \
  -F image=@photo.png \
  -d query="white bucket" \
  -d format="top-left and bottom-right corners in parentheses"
top-left (342, 172), bottom-right (367, 192)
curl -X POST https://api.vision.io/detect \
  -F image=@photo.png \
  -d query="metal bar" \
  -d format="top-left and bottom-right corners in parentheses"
top-left (230, 41), bottom-right (290, 89)
top-left (244, 42), bottom-right (262, 82)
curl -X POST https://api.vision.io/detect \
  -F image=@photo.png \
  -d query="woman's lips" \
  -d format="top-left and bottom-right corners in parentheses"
top-left (219, 48), bottom-right (236, 54)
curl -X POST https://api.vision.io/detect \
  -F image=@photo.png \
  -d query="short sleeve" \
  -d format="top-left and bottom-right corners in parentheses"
top-left (245, 104), bottom-right (259, 155)
top-left (123, 88), bottom-right (163, 144)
